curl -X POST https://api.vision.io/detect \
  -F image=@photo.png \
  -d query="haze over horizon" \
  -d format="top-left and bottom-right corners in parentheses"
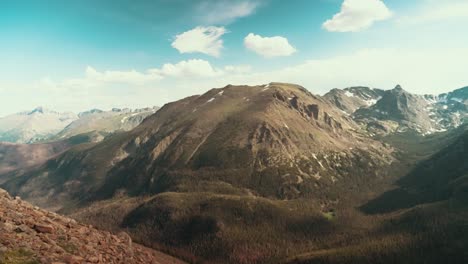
top-left (1, 0), bottom-right (468, 116)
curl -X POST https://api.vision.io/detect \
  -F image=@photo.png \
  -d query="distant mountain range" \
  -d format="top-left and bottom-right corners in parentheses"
top-left (0, 106), bottom-right (159, 144)
top-left (0, 107), bottom-right (78, 143)
top-left (52, 107), bottom-right (159, 142)
top-left (0, 83), bottom-right (467, 264)
top-left (326, 85), bottom-right (467, 136)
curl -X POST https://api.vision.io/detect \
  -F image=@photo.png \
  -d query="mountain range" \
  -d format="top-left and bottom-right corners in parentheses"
top-left (0, 107), bottom-right (78, 143)
top-left (0, 106), bottom-right (159, 144)
top-left (0, 83), bottom-right (467, 264)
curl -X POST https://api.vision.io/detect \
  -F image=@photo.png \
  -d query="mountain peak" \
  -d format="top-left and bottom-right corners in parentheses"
top-left (78, 108), bottom-right (104, 117)
top-left (393, 85), bottom-right (404, 92)
top-left (29, 106), bottom-right (46, 115)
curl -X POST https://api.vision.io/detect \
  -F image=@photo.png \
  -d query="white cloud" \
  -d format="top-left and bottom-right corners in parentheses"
top-left (398, 0), bottom-right (468, 25)
top-left (195, 0), bottom-right (261, 25)
top-left (240, 48), bottom-right (468, 95)
top-left (323, 0), bottom-right (392, 32)
top-left (171, 26), bottom-right (226, 57)
top-left (85, 66), bottom-right (161, 84)
top-left (244, 33), bottom-right (297, 58)
top-left (150, 59), bottom-right (223, 78)
top-left (4, 46), bottom-right (468, 116)
top-left (32, 59), bottom-right (242, 94)
top-left (224, 65), bottom-right (252, 74)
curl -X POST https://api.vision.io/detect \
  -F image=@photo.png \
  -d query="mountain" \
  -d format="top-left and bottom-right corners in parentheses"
top-left (324, 86), bottom-right (385, 114)
top-left (1, 83), bottom-right (467, 263)
top-left (289, 126), bottom-right (468, 264)
top-left (0, 107), bottom-right (78, 143)
top-left (362, 125), bottom-right (468, 213)
top-left (0, 188), bottom-right (184, 264)
top-left (353, 85), bottom-right (467, 135)
top-left (0, 106), bottom-right (159, 144)
top-left (0, 133), bottom-right (103, 180)
top-left (423, 86), bottom-right (467, 132)
top-left (51, 107), bottom-right (159, 142)
top-left (1, 83), bottom-right (396, 263)
top-left (3, 83), bottom-right (394, 206)
top-left (0, 141), bottom-right (69, 177)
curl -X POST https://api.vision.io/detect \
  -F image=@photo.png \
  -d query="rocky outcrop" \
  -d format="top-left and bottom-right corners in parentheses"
top-left (324, 86), bottom-right (384, 114)
top-left (0, 188), bottom-right (184, 264)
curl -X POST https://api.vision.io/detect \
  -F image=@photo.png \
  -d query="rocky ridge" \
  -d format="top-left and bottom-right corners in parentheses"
top-left (0, 188), bottom-right (184, 264)
top-left (326, 85), bottom-right (468, 136)
top-left (323, 86), bottom-right (385, 114)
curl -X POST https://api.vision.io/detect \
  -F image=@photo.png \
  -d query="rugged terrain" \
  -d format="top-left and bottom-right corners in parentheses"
top-left (324, 86), bottom-right (384, 114)
top-left (0, 83), bottom-right (467, 263)
top-left (0, 188), bottom-right (184, 264)
top-left (3, 83), bottom-right (395, 208)
top-left (352, 85), bottom-right (467, 135)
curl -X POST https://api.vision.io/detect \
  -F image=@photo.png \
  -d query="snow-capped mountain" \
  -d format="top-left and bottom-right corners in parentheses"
top-left (324, 86), bottom-right (385, 115)
top-left (423, 86), bottom-right (467, 134)
top-left (0, 106), bottom-right (159, 144)
top-left (0, 107), bottom-right (78, 143)
top-left (327, 85), bottom-right (467, 136)
top-left (51, 107), bottom-right (159, 142)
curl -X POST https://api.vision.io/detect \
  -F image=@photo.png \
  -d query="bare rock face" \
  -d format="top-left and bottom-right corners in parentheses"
top-left (323, 86), bottom-right (385, 114)
top-left (0, 188), bottom-right (185, 264)
top-left (353, 85), bottom-right (468, 135)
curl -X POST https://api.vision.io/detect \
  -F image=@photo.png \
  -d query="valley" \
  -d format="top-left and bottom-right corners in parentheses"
top-left (0, 83), bottom-right (466, 263)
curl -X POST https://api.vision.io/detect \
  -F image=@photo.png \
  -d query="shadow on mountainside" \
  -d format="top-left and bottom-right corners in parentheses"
top-left (360, 127), bottom-right (468, 214)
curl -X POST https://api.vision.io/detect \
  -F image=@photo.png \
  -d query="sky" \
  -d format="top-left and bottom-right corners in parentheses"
top-left (1, 0), bottom-right (468, 116)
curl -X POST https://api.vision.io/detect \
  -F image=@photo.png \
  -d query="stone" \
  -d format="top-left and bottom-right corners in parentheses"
top-left (63, 255), bottom-right (84, 264)
top-left (87, 256), bottom-right (100, 263)
top-left (34, 224), bottom-right (55, 234)
top-left (0, 189), bottom-right (12, 199)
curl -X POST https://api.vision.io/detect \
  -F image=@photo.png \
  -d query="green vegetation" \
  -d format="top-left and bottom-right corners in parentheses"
top-left (56, 236), bottom-right (78, 254)
top-left (0, 249), bottom-right (40, 264)
top-left (288, 200), bottom-right (468, 264)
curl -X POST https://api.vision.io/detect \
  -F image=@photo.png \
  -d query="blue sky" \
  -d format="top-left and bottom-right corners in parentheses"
top-left (1, 0), bottom-right (468, 115)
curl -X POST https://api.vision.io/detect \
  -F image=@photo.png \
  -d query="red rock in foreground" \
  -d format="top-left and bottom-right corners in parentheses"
top-left (0, 188), bottom-right (184, 264)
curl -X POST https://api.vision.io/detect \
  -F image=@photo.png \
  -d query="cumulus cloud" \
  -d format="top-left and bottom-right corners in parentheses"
top-left (171, 26), bottom-right (226, 57)
top-left (196, 0), bottom-right (261, 25)
top-left (323, 0), bottom-right (392, 32)
top-left (150, 59), bottom-right (223, 78)
top-left (244, 33), bottom-right (297, 58)
top-left (35, 59), bottom-right (243, 92)
top-left (6, 46), bottom-right (468, 116)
